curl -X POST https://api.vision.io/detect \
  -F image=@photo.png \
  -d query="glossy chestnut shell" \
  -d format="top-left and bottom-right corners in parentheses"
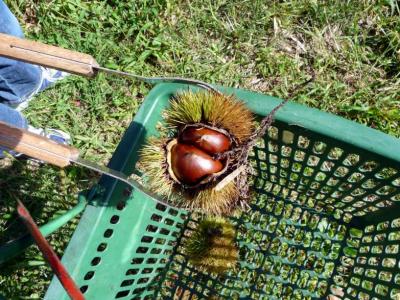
top-left (180, 127), bottom-right (231, 155)
top-left (171, 143), bottom-right (223, 185)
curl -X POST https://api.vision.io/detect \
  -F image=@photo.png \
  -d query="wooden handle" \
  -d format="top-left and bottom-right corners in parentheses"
top-left (0, 121), bottom-right (80, 167)
top-left (0, 33), bottom-right (99, 77)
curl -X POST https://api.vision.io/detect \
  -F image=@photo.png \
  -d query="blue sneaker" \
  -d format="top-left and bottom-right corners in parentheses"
top-left (13, 67), bottom-right (69, 112)
top-left (27, 126), bottom-right (71, 145)
top-left (38, 67), bottom-right (69, 92)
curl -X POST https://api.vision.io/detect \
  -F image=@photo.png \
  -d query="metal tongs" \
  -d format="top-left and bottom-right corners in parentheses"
top-left (0, 33), bottom-right (219, 93)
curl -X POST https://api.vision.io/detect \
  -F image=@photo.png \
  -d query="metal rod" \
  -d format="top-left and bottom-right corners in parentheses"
top-left (94, 66), bottom-right (221, 94)
top-left (10, 44), bottom-right (221, 94)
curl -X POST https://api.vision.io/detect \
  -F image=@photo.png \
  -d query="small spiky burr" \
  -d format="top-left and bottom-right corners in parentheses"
top-left (184, 217), bottom-right (238, 275)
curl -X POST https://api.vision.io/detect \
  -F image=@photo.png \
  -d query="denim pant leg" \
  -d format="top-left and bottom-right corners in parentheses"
top-left (0, 0), bottom-right (42, 106)
top-left (0, 0), bottom-right (36, 157)
top-left (0, 103), bottom-right (27, 128)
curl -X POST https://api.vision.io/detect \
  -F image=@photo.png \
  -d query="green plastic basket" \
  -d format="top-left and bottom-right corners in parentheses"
top-left (42, 83), bottom-right (400, 300)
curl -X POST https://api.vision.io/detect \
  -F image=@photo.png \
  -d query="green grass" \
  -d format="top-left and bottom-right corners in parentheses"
top-left (0, 0), bottom-right (399, 298)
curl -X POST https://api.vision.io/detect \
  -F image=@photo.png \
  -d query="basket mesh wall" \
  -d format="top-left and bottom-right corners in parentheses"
top-left (153, 121), bottom-right (400, 300)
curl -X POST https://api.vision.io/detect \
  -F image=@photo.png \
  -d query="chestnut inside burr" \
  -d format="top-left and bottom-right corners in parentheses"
top-left (170, 143), bottom-right (224, 185)
top-left (167, 125), bottom-right (232, 187)
top-left (179, 126), bottom-right (231, 155)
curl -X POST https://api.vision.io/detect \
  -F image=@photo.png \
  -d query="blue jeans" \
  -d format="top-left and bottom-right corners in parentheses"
top-left (0, 0), bottom-right (42, 129)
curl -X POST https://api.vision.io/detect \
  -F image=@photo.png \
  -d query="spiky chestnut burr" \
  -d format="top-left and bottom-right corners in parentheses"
top-left (139, 91), bottom-right (254, 215)
top-left (184, 218), bottom-right (238, 275)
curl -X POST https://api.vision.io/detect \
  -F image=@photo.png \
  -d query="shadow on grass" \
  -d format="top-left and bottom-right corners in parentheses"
top-left (0, 159), bottom-right (93, 240)
top-left (0, 157), bottom-right (95, 269)
top-left (0, 119), bottom-right (147, 254)
top-left (0, 120), bottom-right (146, 297)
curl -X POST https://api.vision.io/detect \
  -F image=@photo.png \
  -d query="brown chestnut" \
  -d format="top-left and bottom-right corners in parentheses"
top-left (180, 127), bottom-right (231, 155)
top-left (171, 143), bottom-right (223, 185)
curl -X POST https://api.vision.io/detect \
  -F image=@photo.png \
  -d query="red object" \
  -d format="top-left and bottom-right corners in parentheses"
top-left (17, 200), bottom-right (85, 300)
top-left (171, 143), bottom-right (223, 184)
top-left (180, 127), bottom-right (231, 155)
